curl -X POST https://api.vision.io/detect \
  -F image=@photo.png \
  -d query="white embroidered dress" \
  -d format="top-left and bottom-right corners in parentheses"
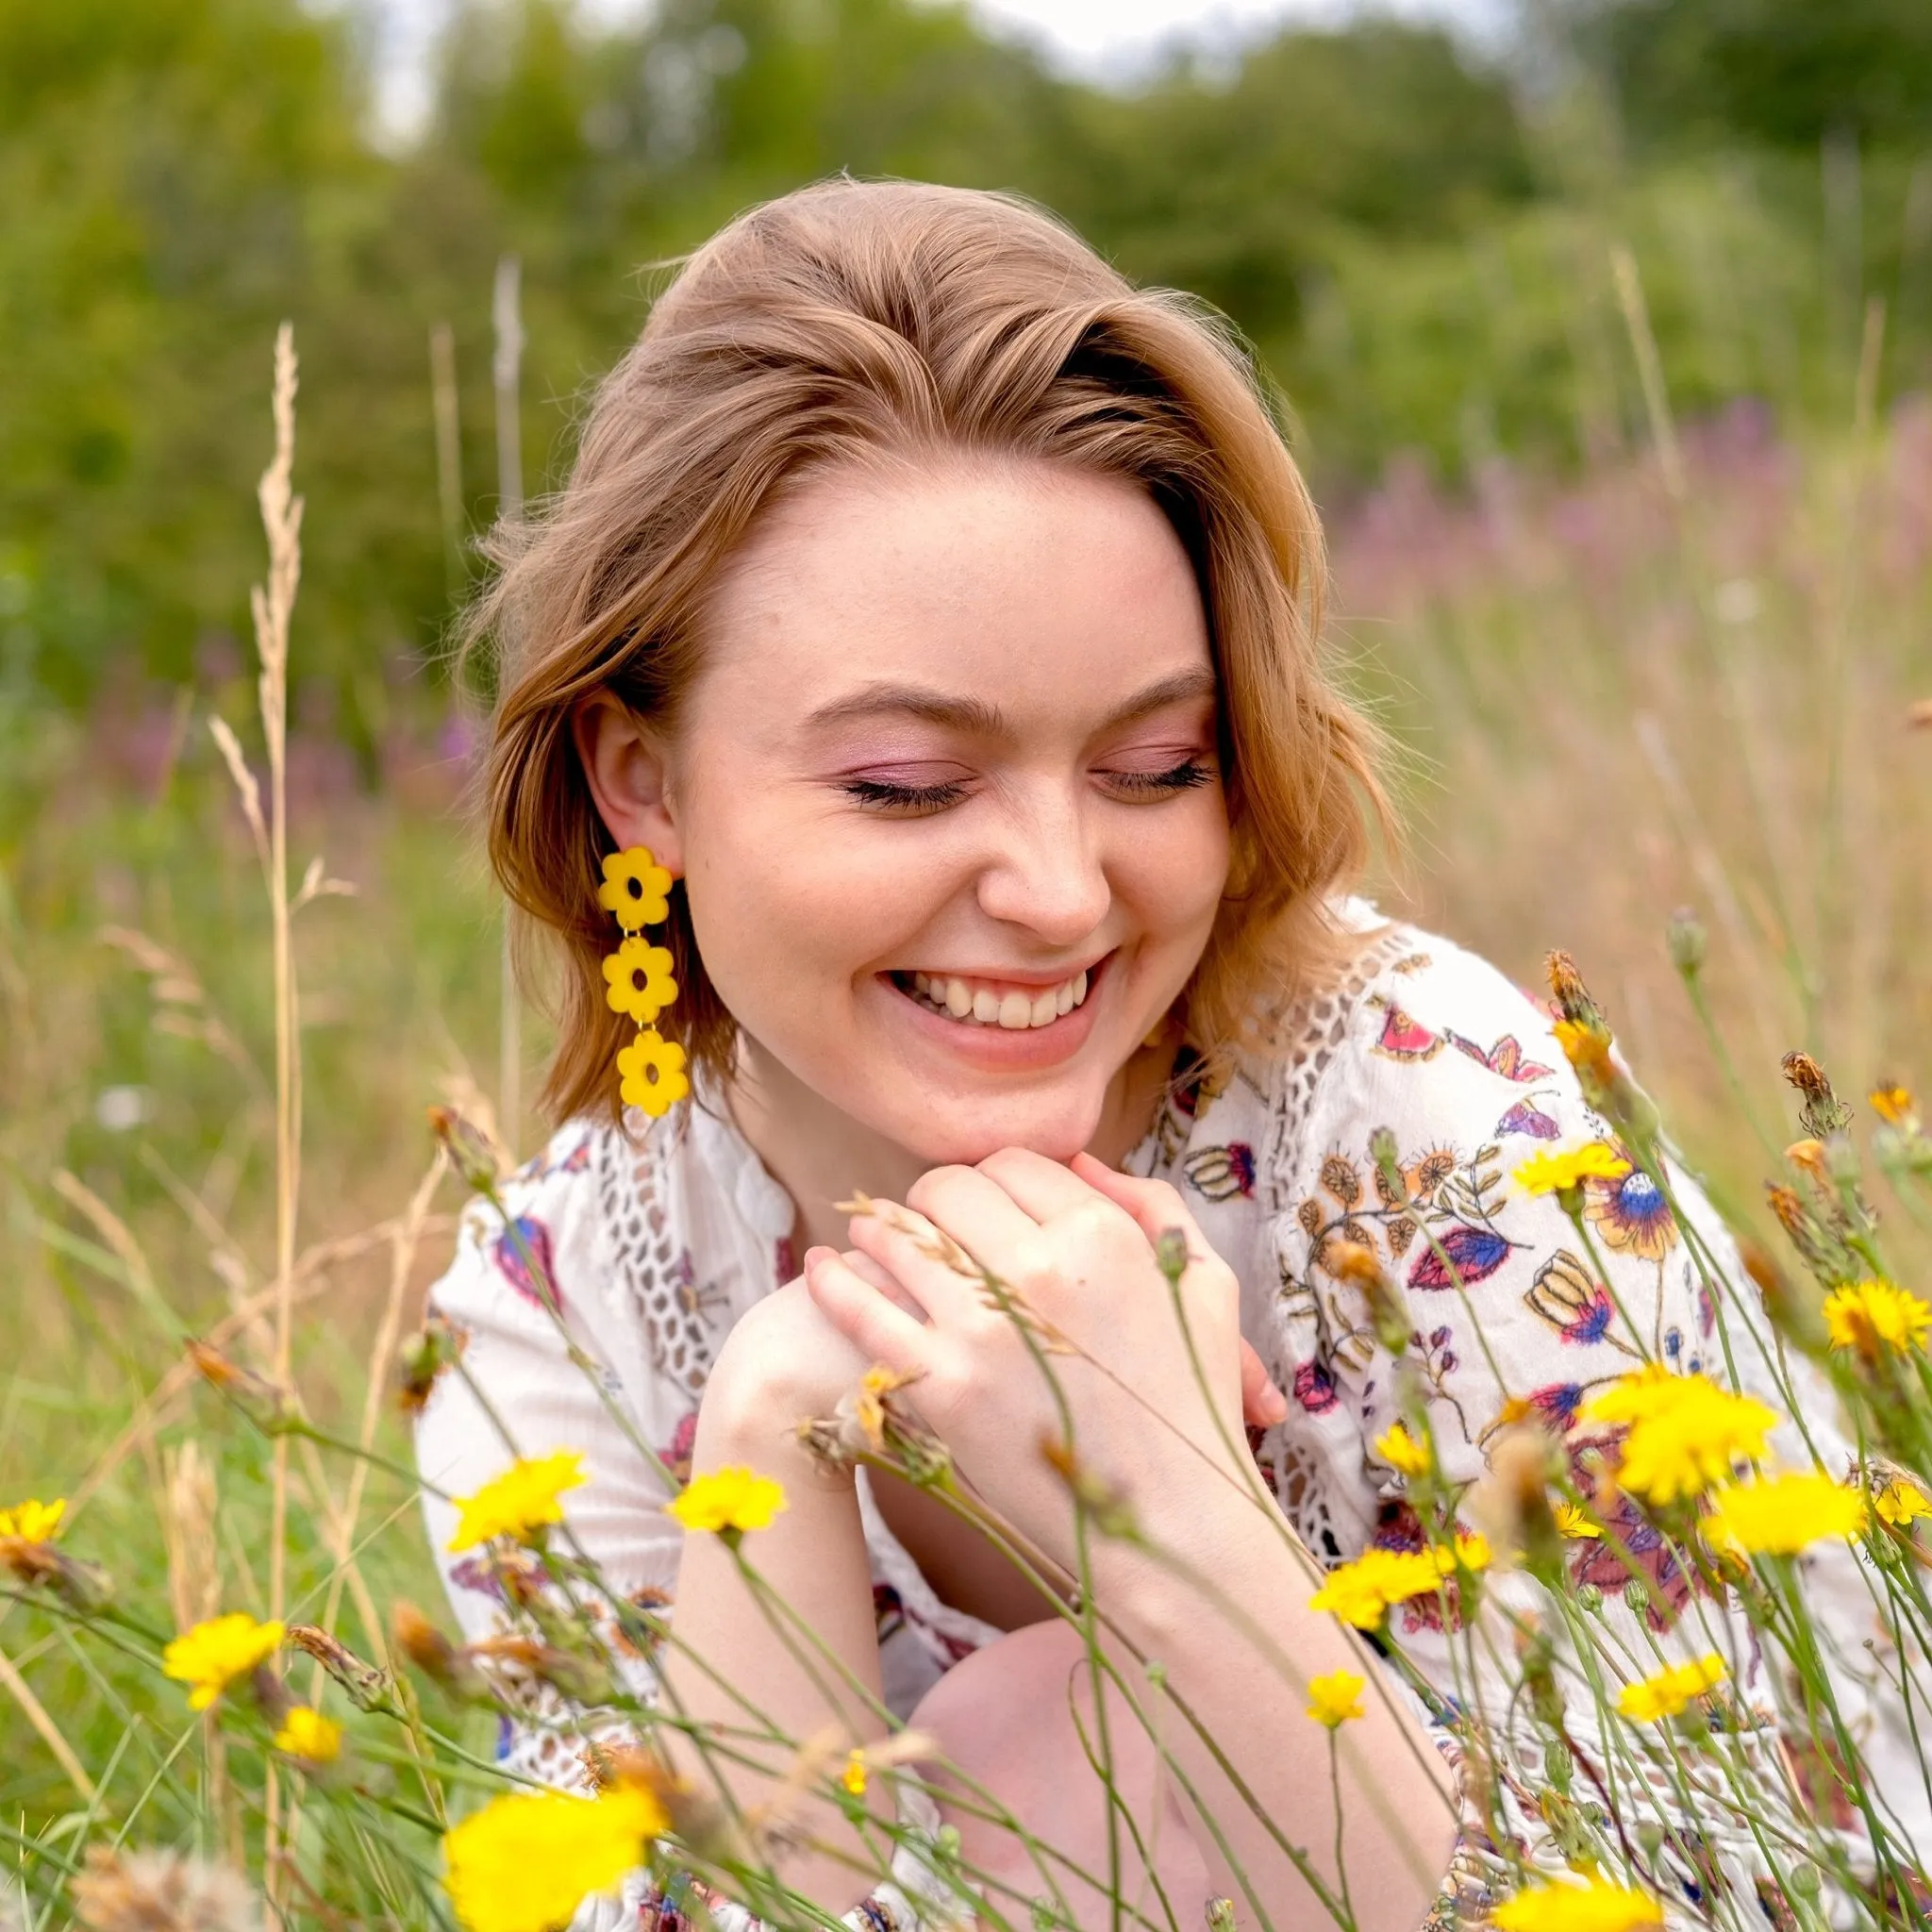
top-left (416, 915), bottom-right (1925, 1931)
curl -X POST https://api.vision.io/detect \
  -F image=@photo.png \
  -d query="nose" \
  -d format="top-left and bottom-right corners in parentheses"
top-left (973, 787), bottom-right (1111, 947)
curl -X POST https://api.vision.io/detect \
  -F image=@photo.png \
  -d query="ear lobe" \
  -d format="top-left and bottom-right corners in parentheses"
top-left (573, 693), bottom-right (684, 875)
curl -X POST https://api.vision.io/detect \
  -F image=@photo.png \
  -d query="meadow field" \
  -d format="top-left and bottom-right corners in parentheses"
top-left (6, 2), bottom-right (1932, 1924)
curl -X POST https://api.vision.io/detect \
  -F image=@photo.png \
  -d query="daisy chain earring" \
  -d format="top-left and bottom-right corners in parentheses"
top-left (597, 847), bottom-right (691, 1118)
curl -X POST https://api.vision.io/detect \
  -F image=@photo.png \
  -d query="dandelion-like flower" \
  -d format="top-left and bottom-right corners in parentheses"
top-left (1615, 1652), bottom-right (1726, 1724)
top-left (0, 1497), bottom-right (65, 1543)
top-left (162, 1612), bottom-right (286, 1711)
top-left (1868, 1083), bottom-right (1919, 1131)
top-left (1305, 1669), bottom-right (1366, 1728)
top-left (272, 1706), bottom-right (343, 1765)
top-left (1513, 1143), bottom-right (1630, 1196)
top-left (617, 1031), bottom-right (690, 1118)
top-left (1553, 1019), bottom-right (1615, 1088)
top-left (1823, 1279), bottom-right (1932, 1356)
top-left (841, 1750), bottom-right (868, 1796)
top-left (602, 940), bottom-right (677, 1025)
top-left (596, 850), bottom-right (673, 931)
top-left (1308, 1537), bottom-right (1487, 1631)
top-left (442, 1784), bottom-right (667, 1932)
top-left (666, 1467), bottom-right (788, 1540)
top-left (1554, 1501), bottom-right (1603, 1540)
top-left (1491, 1876), bottom-right (1663, 1931)
top-left (447, 1451), bottom-right (587, 1554)
top-left (1704, 1472), bottom-right (1866, 1556)
top-left (1582, 1368), bottom-right (1779, 1507)
top-left (1374, 1421), bottom-right (1431, 1477)
top-left (1875, 1477), bottom-right (1932, 1528)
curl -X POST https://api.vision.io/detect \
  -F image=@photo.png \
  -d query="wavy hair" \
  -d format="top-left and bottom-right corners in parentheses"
top-left (469, 178), bottom-right (1391, 1125)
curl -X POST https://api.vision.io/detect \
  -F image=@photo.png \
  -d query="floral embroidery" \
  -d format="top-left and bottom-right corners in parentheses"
top-left (1183, 1141), bottom-right (1257, 1201)
top-left (1370, 998), bottom-right (1442, 1061)
top-left (1292, 1361), bottom-right (1340, 1413)
top-left (1446, 1032), bottom-right (1554, 1083)
top-left (1497, 1098), bottom-right (1561, 1140)
top-left (1584, 1160), bottom-right (1677, 1261)
top-left (494, 1216), bottom-right (561, 1316)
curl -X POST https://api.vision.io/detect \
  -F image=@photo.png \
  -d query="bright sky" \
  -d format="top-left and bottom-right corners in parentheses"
top-left (370, 0), bottom-right (1507, 142)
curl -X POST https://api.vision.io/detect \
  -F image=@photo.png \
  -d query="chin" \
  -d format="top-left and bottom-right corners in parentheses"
top-left (884, 1088), bottom-right (1105, 1170)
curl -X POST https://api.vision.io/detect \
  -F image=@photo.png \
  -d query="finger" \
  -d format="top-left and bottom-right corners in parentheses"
top-left (844, 1199), bottom-right (991, 1327)
top-left (1240, 1338), bottom-right (1290, 1428)
top-left (896, 1167), bottom-right (1042, 1279)
top-left (974, 1147), bottom-right (1109, 1224)
top-left (805, 1246), bottom-right (929, 1324)
top-left (1068, 1153), bottom-right (1208, 1258)
top-left (804, 1249), bottom-right (935, 1377)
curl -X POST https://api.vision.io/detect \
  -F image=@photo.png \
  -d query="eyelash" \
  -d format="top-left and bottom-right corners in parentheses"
top-left (841, 759), bottom-right (1212, 813)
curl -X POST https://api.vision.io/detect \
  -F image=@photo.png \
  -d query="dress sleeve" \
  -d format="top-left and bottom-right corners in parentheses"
top-left (1261, 933), bottom-right (1931, 1921)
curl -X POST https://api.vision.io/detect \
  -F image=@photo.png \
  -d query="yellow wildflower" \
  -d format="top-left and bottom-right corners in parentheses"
top-left (841, 1750), bottom-right (868, 1797)
top-left (601, 940), bottom-right (677, 1025)
top-left (448, 1451), bottom-right (587, 1554)
top-left (0, 1498), bottom-right (65, 1543)
top-left (666, 1466), bottom-right (788, 1539)
top-left (1582, 1369), bottom-right (1779, 1507)
top-left (443, 1784), bottom-right (667, 1932)
top-left (1553, 1018), bottom-right (1615, 1086)
top-left (1876, 1477), bottom-right (1932, 1528)
top-left (1374, 1421), bottom-right (1432, 1478)
top-left (1869, 1083), bottom-right (1918, 1130)
top-left (1554, 1502), bottom-right (1603, 1541)
top-left (596, 849), bottom-right (672, 931)
top-left (1513, 1143), bottom-right (1630, 1196)
top-left (1309, 1536), bottom-right (1486, 1631)
top-left (163, 1612), bottom-right (286, 1711)
top-left (272, 1706), bottom-right (343, 1765)
top-left (1491, 1877), bottom-right (1664, 1932)
top-left (1704, 1473), bottom-right (1867, 1556)
top-left (851, 1363), bottom-right (919, 1455)
top-left (1306, 1669), bottom-right (1367, 1728)
top-left (617, 1030), bottom-right (691, 1117)
top-left (1616, 1652), bottom-right (1727, 1724)
top-left (1823, 1279), bottom-right (1932, 1356)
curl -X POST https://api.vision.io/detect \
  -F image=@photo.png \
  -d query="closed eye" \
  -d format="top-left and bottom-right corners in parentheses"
top-left (841, 775), bottom-right (970, 812)
top-left (1101, 758), bottom-right (1213, 798)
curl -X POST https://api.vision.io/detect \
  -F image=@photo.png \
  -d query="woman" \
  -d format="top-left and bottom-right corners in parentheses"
top-left (417, 180), bottom-right (1910, 1932)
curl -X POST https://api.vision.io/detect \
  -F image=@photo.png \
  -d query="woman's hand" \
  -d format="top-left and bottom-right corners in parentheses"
top-left (803, 1148), bottom-right (1283, 1572)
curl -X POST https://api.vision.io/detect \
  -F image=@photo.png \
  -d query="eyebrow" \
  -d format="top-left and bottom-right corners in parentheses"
top-left (802, 666), bottom-right (1218, 737)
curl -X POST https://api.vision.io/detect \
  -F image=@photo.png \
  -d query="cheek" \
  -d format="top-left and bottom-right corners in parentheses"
top-left (1117, 796), bottom-right (1231, 940)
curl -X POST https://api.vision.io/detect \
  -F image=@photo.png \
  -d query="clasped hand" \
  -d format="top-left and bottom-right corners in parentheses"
top-left (802, 1148), bottom-right (1288, 1574)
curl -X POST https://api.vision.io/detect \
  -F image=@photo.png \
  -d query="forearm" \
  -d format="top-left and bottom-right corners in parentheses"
top-left (659, 1391), bottom-right (893, 1911)
top-left (1092, 1490), bottom-right (1458, 1932)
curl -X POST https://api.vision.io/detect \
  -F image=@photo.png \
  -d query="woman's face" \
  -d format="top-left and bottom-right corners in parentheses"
top-left (640, 457), bottom-right (1230, 1165)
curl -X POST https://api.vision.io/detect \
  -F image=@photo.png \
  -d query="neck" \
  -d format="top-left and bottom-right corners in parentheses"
top-left (725, 1031), bottom-right (1175, 1259)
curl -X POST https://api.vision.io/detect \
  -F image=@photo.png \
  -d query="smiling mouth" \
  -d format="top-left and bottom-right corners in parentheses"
top-left (889, 961), bottom-right (1098, 1030)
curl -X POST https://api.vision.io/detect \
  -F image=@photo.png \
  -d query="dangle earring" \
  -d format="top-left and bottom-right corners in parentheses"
top-left (597, 846), bottom-right (691, 1118)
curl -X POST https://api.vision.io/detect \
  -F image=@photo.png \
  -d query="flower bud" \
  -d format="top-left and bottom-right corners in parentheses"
top-left (427, 1105), bottom-right (504, 1193)
top-left (1666, 907), bottom-right (1707, 979)
top-left (1575, 1583), bottom-right (1604, 1614)
top-left (397, 1314), bottom-right (468, 1416)
top-left (1781, 1051), bottom-right (1852, 1138)
top-left (1622, 1578), bottom-right (1650, 1617)
top-left (287, 1623), bottom-right (394, 1712)
top-left (1788, 1863), bottom-right (1823, 1899)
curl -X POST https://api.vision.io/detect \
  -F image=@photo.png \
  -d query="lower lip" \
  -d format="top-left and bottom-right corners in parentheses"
top-left (878, 960), bottom-right (1110, 1070)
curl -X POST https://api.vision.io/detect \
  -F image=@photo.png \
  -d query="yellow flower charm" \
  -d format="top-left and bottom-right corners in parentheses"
top-left (273, 1706), bottom-right (343, 1764)
top-left (1876, 1477), bottom-right (1932, 1528)
top-left (0, 1498), bottom-right (65, 1543)
top-left (1823, 1279), bottom-right (1932, 1356)
top-left (1491, 1877), bottom-right (1663, 1932)
top-left (447, 1451), bottom-right (587, 1554)
top-left (1704, 1472), bottom-right (1867, 1556)
top-left (163, 1612), bottom-right (286, 1711)
top-left (617, 1030), bottom-right (690, 1119)
top-left (841, 1750), bottom-right (868, 1796)
top-left (601, 940), bottom-right (677, 1026)
top-left (667, 1466), bottom-right (788, 1539)
top-left (1512, 1142), bottom-right (1630, 1196)
top-left (1374, 1422), bottom-right (1432, 1478)
top-left (1616, 1652), bottom-right (1727, 1724)
top-left (1306, 1669), bottom-right (1367, 1728)
top-left (443, 1783), bottom-right (667, 1932)
top-left (1581, 1368), bottom-right (1779, 1507)
top-left (596, 849), bottom-right (672, 931)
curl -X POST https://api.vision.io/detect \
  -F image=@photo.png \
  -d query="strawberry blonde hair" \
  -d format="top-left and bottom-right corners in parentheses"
top-left (471, 178), bottom-right (1390, 1125)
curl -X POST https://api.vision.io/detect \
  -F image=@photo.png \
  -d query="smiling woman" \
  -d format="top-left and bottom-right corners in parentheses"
top-left (417, 179), bottom-right (1919, 1932)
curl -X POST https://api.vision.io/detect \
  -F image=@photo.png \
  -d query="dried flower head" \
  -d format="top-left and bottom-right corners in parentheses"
top-left (1781, 1051), bottom-right (1852, 1138)
top-left (1544, 951), bottom-right (1605, 1029)
top-left (1470, 1427), bottom-right (1565, 1575)
top-left (70, 1846), bottom-right (264, 1932)
top-left (287, 1623), bottom-right (393, 1711)
top-left (1325, 1238), bottom-right (1409, 1354)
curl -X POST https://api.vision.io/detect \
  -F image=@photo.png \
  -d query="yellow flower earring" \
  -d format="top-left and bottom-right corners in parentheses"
top-left (597, 847), bottom-right (691, 1118)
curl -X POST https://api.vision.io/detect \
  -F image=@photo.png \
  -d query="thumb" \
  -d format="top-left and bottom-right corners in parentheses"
top-left (1240, 1337), bottom-right (1290, 1429)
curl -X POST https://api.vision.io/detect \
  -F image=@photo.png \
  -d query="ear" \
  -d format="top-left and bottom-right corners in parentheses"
top-left (574, 693), bottom-right (684, 876)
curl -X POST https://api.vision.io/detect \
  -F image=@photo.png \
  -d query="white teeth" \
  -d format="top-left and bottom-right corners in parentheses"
top-left (902, 965), bottom-right (1096, 1028)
